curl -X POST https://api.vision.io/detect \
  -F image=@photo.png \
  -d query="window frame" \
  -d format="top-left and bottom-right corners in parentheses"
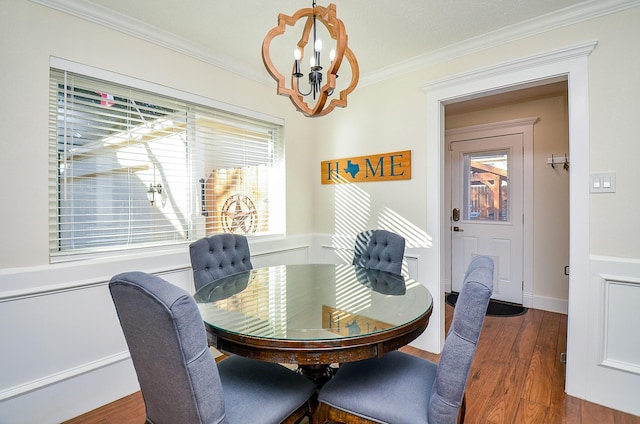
top-left (48, 57), bottom-right (285, 263)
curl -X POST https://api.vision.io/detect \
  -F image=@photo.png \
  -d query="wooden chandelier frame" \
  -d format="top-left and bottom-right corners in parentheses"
top-left (262, 3), bottom-right (359, 117)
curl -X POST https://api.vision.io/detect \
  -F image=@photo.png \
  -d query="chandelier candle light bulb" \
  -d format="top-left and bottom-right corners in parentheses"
top-left (314, 39), bottom-right (322, 68)
top-left (294, 49), bottom-right (302, 76)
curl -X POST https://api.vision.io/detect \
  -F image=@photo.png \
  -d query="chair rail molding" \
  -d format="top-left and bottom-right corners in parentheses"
top-left (0, 351), bottom-right (131, 402)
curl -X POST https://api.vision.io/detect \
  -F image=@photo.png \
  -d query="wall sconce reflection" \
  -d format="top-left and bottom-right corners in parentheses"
top-left (146, 183), bottom-right (163, 206)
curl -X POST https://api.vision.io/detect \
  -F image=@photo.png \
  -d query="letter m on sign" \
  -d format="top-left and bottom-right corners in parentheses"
top-left (365, 157), bottom-right (384, 177)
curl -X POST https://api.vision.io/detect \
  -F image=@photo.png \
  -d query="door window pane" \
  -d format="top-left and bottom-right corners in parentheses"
top-left (463, 150), bottom-right (509, 222)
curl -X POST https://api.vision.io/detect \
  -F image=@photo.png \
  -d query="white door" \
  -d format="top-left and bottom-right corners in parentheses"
top-left (449, 133), bottom-right (524, 304)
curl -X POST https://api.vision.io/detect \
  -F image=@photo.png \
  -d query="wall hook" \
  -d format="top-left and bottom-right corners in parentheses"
top-left (547, 153), bottom-right (569, 171)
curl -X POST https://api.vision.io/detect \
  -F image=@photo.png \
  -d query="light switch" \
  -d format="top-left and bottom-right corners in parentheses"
top-left (590, 172), bottom-right (616, 193)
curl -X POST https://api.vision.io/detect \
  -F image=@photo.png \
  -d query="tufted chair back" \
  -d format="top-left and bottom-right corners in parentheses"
top-left (109, 271), bottom-right (227, 424)
top-left (352, 229), bottom-right (405, 275)
top-left (189, 233), bottom-right (253, 291)
top-left (316, 255), bottom-right (493, 424)
top-left (110, 271), bottom-right (317, 424)
top-left (428, 255), bottom-right (494, 423)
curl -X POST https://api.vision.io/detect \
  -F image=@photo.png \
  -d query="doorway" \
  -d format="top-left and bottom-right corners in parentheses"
top-left (424, 41), bottom-right (594, 398)
top-left (443, 83), bottom-right (569, 310)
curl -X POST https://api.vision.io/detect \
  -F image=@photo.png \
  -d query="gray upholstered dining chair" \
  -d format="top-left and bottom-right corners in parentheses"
top-left (189, 233), bottom-right (253, 291)
top-left (109, 271), bottom-right (316, 424)
top-left (353, 229), bottom-right (406, 276)
top-left (316, 255), bottom-right (494, 424)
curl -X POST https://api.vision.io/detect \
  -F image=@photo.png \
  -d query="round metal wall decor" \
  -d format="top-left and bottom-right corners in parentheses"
top-left (221, 194), bottom-right (258, 234)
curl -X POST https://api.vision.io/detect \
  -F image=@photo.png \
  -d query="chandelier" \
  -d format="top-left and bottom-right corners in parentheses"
top-left (262, 1), bottom-right (359, 118)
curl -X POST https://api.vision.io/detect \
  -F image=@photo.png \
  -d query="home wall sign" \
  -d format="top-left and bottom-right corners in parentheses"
top-left (320, 150), bottom-right (411, 184)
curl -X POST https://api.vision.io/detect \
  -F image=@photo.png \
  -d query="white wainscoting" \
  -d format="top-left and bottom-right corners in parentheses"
top-left (585, 256), bottom-right (640, 416)
top-left (0, 235), bottom-right (309, 423)
top-left (593, 258), bottom-right (640, 376)
top-left (601, 277), bottom-right (640, 374)
top-left (0, 247), bottom-right (194, 423)
top-left (0, 233), bottom-right (436, 423)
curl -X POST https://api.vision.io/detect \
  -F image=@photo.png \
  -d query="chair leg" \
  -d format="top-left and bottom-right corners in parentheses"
top-left (457, 393), bottom-right (466, 424)
top-left (283, 400), bottom-right (316, 424)
top-left (312, 402), bottom-right (329, 424)
top-left (205, 326), bottom-right (216, 347)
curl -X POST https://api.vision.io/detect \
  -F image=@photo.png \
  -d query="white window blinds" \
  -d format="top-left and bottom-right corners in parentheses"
top-left (193, 109), bottom-right (284, 235)
top-left (49, 68), bottom-right (284, 261)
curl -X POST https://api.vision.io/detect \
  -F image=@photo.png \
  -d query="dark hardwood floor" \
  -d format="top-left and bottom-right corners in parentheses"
top-left (63, 304), bottom-right (640, 424)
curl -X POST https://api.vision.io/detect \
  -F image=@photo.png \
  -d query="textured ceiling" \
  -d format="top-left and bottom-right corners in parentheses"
top-left (83, 0), bottom-right (595, 81)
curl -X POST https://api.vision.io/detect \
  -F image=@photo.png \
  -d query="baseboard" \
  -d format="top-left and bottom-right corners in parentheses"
top-left (0, 354), bottom-right (139, 423)
top-left (0, 351), bottom-right (131, 402)
top-left (524, 292), bottom-right (568, 314)
top-left (446, 280), bottom-right (568, 314)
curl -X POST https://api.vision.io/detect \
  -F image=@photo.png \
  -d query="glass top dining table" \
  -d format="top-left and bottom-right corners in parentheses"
top-left (194, 263), bottom-right (433, 383)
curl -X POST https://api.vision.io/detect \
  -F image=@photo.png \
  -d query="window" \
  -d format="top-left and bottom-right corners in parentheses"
top-left (462, 150), bottom-right (509, 222)
top-left (49, 65), bottom-right (284, 261)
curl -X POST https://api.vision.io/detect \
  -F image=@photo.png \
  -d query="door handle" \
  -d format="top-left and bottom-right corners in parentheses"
top-left (453, 226), bottom-right (464, 232)
top-left (452, 208), bottom-right (460, 222)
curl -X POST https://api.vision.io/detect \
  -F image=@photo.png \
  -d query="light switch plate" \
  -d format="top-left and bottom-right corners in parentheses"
top-left (590, 172), bottom-right (616, 193)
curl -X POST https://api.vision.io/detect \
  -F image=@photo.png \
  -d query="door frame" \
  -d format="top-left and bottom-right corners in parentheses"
top-left (444, 118), bottom-right (536, 304)
top-left (422, 41), bottom-right (595, 400)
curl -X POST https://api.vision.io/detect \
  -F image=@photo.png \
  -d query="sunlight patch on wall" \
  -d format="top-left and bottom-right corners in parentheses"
top-left (379, 208), bottom-right (432, 249)
top-left (329, 172), bottom-right (433, 269)
top-left (332, 175), bottom-right (371, 263)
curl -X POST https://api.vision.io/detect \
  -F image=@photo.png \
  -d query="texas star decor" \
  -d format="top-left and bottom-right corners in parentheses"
top-left (320, 150), bottom-right (411, 184)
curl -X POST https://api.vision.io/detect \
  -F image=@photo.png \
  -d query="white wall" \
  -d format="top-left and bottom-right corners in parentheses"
top-left (1, 0), bottom-right (640, 419)
top-left (0, 251), bottom-right (191, 423)
top-left (0, 0), bottom-right (315, 269)
top-left (0, 1), bottom-right (315, 421)
top-left (312, 5), bottom-right (640, 416)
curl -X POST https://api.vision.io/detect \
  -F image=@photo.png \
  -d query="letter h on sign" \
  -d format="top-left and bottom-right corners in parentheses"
top-left (326, 162), bottom-right (341, 181)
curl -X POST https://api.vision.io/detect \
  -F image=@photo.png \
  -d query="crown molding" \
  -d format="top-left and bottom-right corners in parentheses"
top-left (31, 0), bottom-right (639, 88)
top-left (361, 0), bottom-right (640, 86)
top-left (29, 0), bottom-right (274, 86)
